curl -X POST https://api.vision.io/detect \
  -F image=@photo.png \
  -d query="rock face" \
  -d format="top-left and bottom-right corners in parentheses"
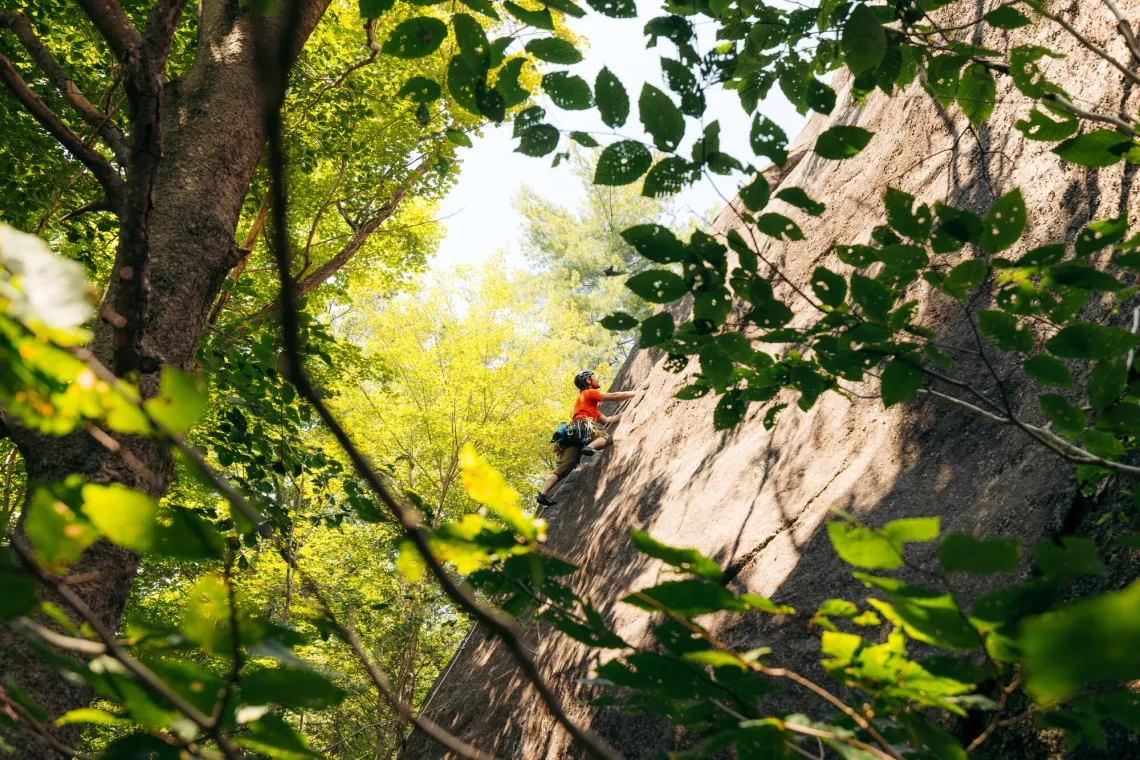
top-left (405, 7), bottom-right (1140, 759)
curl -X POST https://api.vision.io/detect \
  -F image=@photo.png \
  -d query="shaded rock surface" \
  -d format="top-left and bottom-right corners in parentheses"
top-left (405, 6), bottom-right (1140, 759)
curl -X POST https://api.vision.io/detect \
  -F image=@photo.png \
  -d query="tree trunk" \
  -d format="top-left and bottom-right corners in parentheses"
top-left (0, 1), bottom-right (329, 753)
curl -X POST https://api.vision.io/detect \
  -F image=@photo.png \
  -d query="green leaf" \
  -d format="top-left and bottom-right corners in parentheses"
top-left (958, 63), bottom-right (996, 125)
top-left (600, 311), bottom-right (637, 330)
top-left (1010, 44), bottom-right (1063, 98)
top-left (980, 188), bottom-right (1026, 253)
top-left (740, 174), bottom-right (771, 212)
top-left (842, 3), bottom-right (886, 74)
top-left (101, 735), bottom-right (183, 760)
top-left (883, 517), bottom-right (940, 543)
top-left (595, 141), bottom-right (652, 186)
top-left (1054, 130), bottom-right (1136, 168)
top-left (1039, 394), bottom-right (1085, 435)
top-left (459, 0), bottom-right (500, 18)
top-left (755, 213), bottom-right (804, 241)
top-left (595, 67), bottom-right (629, 128)
top-left (242, 667), bottom-right (347, 709)
top-left (1021, 580), bottom-right (1140, 702)
top-left (625, 270), bottom-right (687, 303)
top-left (26, 480), bottom-right (97, 574)
top-left (925, 53), bottom-right (966, 108)
top-left (639, 312), bottom-right (675, 347)
top-left (805, 78), bottom-right (836, 114)
top-left (1016, 108), bottom-right (1079, 142)
top-left (880, 357), bottom-right (923, 407)
top-left (639, 84), bottom-right (685, 152)
top-left (750, 114), bottom-right (788, 166)
top-left (1034, 536), bottom-right (1102, 582)
top-left (1076, 215), bottom-right (1128, 256)
top-left (0, 550), bottom-right (37, 619)
top-left (144, 367), bottom-right (207, 435)
top-left (446, 130), bottom-right (473, 147)
top-left (542, 71), bottom-right (592, 110)
top-left (453, 13), bottom-right (490, 69)
top-left (827, 522), bottom-right (902, 570)
top-left (569, 131), bottom-right (599, 148)
top-left (493, 57), bottom-right (529, 108)
top-left (713, 390), bottom-right (748, 429)
top-left (624, 579), bottom-right (746, 616)
top-left (776, 187), bottom-right (825, 215)
top-left (54, 708), bottom-right (130, 728)
top-left (855, 574), bottom-right (982, 649)
top-left (382, 17), bottom-right (447, 58)
top-left (814, 126), bottom-right (873, 159)
top-left (1045, 262), bottom-right (1123, 291)
top-left (931, 202), bottom-right (983, 252)
top-left (1088, 359), bottom-right (1126, 412)
top-left (586, 0), bottom-right (636, 18)
top-left (1047, 322), bottom-right (1140, 360)
top-left (810, 267), bottom-right (847, 307)
top-left (515, 124), bottom-right (559, 156)
top-left (236, 712), bottom-right (319, 759)
top-left (397, 76), bottom-right (441, 103)
top-left (630, 530), bottom-right (723, 581)
top-left (359, 0), bottom-right (395, 17)
top-left (1024, 354), bottom-right (1074, 389)
top-left (80, 483), bottom-right (162, 553)
top-left (525, 37), bottom-right (582, 64)
top-left (503, 0), bottom-right (554, 29)
top-left (985, 5), bottom-right (1030, 29)
top-left (643, 157), bottom-right (694, 198)
top-left (850, 273), bottom-right (893, 322)
top-left (939, 533), bottom-right (1019, 575)
top-left (884, 187), bottom-right (931, 242)
top-left (621, 224), bottom-right (687, 264)
top-left (978, 309), bottom-right (1032, 352)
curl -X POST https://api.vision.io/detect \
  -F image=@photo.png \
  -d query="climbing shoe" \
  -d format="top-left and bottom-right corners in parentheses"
top-left (536, 492), bottom-right (556, 507)
top-left (581, 447), bottom-right (598, 457)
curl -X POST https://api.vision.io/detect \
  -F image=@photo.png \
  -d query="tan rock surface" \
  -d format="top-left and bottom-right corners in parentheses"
top-left (405, 5), bottom-right (1140, 758)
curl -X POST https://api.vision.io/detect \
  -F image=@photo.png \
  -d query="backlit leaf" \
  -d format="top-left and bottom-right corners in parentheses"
top-left (814, 126), bottom-right (873, 159)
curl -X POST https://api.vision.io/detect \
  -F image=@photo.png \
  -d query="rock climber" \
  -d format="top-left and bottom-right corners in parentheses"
top-left (536, 370), bottom-right (639, 507)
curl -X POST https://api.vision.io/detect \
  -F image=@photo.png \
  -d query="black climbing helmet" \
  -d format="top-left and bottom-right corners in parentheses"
top-left (573, 370), bottom-right (594, 390)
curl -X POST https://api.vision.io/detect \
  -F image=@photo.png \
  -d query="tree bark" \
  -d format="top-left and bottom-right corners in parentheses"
top-left (0, 1), bottom-right (330, 754)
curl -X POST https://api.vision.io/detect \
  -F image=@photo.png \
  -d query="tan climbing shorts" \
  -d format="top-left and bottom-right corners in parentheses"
top-left (551, 423), bottom-right (609, 479)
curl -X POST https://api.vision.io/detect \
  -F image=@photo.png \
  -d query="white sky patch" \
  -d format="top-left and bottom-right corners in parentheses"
top-left (433, 6), bottom-right (807, 271)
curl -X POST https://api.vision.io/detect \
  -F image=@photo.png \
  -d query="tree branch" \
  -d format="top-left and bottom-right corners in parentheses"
top-left (73, 0), bottom-right (140, 59)
top-left (0, 55), bottom-right (123, 202)
top-left (0, 11), bottom-right (129, 163)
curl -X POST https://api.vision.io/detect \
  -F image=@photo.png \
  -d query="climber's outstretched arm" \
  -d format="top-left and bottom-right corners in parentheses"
top-left (599, 390), bottom-right (637, 402)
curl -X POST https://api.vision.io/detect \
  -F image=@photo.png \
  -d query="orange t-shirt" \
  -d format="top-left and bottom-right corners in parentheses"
top-left (572, 389), bottom-right (603, 421)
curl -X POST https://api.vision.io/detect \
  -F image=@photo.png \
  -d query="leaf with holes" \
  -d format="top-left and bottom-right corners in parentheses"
top-left (978, 309), bottom-right (1032, 352)
top-left (980, 188), bottom-right (1026, 253)
top-left (586, 0), bottom-right (636, 18)
top-left (595, 67), bottom-right (629, 128)
top-left (1076, 216), bottom-right (1128, 256)
top-left (1053, 130), bottom-right (1136, 168)
top-left (397, 76), bottom-right (441, 103)
top-left (815, 126), bottom-right (873, 159)
top-left (811, 267), bottom-right (846, 307)
top-left (713, 391), bottom-right (748, 430)
top-left (805, 78), bottom-right (836, 114)
top-left (503, 1), bottom-right (554, 29)
top-left (525, 37), bottom-right (582, 64)
top-left (459, 0), bottom-right (500, 18)
top-left (543, 71), bottom-right (592, 110)
top-left (600, 311), bottom-right (637, 330)
top-left (625, 270), bottom-right (687, 303)
top-left (884, 187), bottom-right (932, 242)
top-left (595, 141), bottom-right (653, 186)
top-left (621, 224), bottom-right (688, 264)
top-left (1039, 394), bottom-right (1085, 435)
top-left (756, 213), bottom-right (804, 241)
top-left (750, 114), bottom-right (788, 166)
top-left (516, 124), bottom-right (559, 156)
top-left (382, 17), bottom-right (447, 58)
top-left (776, 187), bottom-right (825, 215)
top-left (740, 174), bottom-right (770, 212)
top-left (639, 84), bottom-right (685, 152)
top-left (1016, 109), bottom-right (1078, 142)
top-left (639, 312), bottom-right (675, 347)
top-left (643, 157), bottom-right (694, 198)
top-left (850, 274), bottom-right (894, 322)
top-left (493, 57), bottom-right (529, 108)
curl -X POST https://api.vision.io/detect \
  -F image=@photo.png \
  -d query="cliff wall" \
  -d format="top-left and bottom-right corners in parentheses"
top-left (405, 6), bottom-right (1140, 758)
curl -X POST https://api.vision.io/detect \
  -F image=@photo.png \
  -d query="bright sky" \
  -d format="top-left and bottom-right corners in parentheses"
top-left (432, 5), bottom-right (807, 270)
